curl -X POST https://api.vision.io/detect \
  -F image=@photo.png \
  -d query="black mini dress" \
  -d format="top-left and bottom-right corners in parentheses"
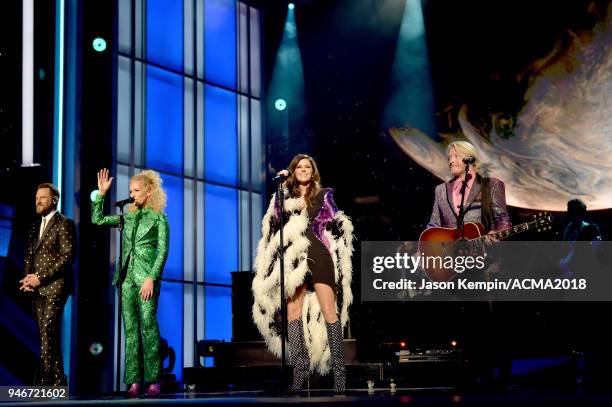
top-left (304, 189), bottom-right (335, 290)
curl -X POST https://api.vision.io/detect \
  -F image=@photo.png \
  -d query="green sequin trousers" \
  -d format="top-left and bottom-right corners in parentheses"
top-left (121, 281), bottom-right (162, 384)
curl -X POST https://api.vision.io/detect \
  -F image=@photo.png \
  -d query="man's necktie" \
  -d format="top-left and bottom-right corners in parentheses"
top-left (40, 218), bottom-right (47, 240)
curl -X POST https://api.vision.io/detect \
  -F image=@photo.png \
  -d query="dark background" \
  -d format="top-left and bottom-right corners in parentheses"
top-left (1, 0), bottom-right (611, 390)
top-left (258, 0), bottom-right (612, 361)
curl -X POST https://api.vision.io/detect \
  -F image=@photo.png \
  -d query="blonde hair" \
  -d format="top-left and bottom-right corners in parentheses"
top-left (129, 169), bottom-right (167, 213)
top-left (447, 141), bottom-right (481, 173)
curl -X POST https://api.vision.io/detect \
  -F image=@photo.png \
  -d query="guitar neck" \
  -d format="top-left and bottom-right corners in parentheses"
top-left (470, 219), bottom-right (539, 245)
top-left (493, 221), bottom-right (535, 240)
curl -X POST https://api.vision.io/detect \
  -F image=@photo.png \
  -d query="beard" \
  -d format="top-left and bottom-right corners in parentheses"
top-left (36, 204), bottom-right (52, 216)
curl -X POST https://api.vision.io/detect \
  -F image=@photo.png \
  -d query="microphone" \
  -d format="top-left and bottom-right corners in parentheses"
top-left (272, 170), bottom-right (291, 183)
top-left (462, 156), bottom-right (476, 165)
top-left (114, 197), bottom-right (135, 207)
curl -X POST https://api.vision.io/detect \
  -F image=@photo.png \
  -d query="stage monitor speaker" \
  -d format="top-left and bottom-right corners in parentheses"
top-left (231, 271), bottom-right (260, 341)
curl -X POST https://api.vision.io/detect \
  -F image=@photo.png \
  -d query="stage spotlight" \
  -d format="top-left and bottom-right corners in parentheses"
top-left (399, 341), bottom-right (407, 348)
top-left (450, 340), bottom-right (458, 347)
top-left (382, 0), bottom-right (436, 136)
top-left (288, 3), bottom-right (295, 10)
top-left (274, 98), bottom-right (287, 111)
top-left (89, 342), bottom-right (103, 356)
top-left (268, 0), bottom-right (304, 150)
top-left (92, 37), bottom-right (107, 52)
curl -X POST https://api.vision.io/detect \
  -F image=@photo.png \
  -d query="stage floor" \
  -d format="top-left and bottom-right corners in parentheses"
top-left (3, 387), bottom-right (612, 407)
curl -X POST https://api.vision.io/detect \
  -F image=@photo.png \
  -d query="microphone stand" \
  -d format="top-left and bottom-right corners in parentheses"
top-left (457, 164), bottom-right (471, 241)
top-left (115, 201), bottom-right (129, 392)
top-left (275, 179), bottom-right (289, 392)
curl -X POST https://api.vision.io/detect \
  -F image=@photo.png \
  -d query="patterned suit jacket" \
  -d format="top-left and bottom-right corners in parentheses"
top-left (24, 213), bottom-right (77, 296)
top-left (427, 176), bottom-right (512, 232)
top-left (91, 194), bottom-right (169, 286)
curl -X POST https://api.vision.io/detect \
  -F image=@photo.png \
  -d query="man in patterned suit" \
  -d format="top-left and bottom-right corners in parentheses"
top-left (20, 183), bottom-right (77, 386)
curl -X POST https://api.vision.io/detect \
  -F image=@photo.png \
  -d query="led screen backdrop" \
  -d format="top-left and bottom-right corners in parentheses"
top-left (115, 0), bottom-right (263, 383)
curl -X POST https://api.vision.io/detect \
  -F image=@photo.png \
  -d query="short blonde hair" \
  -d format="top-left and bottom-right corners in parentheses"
top-left (129, 169), bottom-right (167, 213)
top-left (447, 141), bottom-right (481, 173)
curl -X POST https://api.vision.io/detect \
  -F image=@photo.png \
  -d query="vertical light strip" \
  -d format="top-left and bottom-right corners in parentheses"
top-left (53, 0), bottom-right (69, 381)
top-left (22, 0), bottom-right (34, 166)
top-left (53, 0), bottom-right (66, 203)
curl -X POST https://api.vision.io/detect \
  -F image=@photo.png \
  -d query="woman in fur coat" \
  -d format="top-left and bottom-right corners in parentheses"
top-left (252, 154), bottom-right (354, 393)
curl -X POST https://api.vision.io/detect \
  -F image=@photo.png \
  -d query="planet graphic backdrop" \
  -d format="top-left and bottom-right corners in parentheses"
top-left (391, 8), bottom-right (612, 211)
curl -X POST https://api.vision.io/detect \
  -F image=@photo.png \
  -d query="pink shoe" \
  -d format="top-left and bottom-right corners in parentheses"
top-left (127, 383), bottom-right (141, 398)
top-left (145, 382), bottom-right (161, 397)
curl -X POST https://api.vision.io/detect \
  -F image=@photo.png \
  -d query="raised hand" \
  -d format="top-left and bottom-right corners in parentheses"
top-left (97, 168), bottom-right (114, 196)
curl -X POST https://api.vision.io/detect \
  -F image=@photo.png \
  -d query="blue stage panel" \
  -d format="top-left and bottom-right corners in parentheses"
top-left (205, 85), bottom-right (238, 186)
top-left (147, 0), bottom-right (183, 72)
top-left (146, 66), bottom-right (184, 174)
top-left (204, 183), bottom-right (238, 285)
top-left (158, 281), bottom-right (184, 382)
top-left (160, 173), bottom-right (184, 281)
top-left (205, 285), bottom-right (232, 342)
top-left (0, 204), bottom-right (15, 258)
top-left (205, 0), bottom-right (237, 89)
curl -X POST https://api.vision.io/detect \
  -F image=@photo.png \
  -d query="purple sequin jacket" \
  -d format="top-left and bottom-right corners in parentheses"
top-left (274, 187), bottom-right (339, 252)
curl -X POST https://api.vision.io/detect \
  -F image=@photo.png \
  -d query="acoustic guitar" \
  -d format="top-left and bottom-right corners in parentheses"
top-left (418, 213), bottom-right (553, 282)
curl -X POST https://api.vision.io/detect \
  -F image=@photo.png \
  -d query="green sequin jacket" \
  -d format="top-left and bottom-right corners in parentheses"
top-left (91, 194), bottom-right (170, 286)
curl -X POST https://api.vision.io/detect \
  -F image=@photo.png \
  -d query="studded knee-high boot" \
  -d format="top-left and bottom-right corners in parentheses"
top-left (287, 320), bottom-right (309, 392)
top-left (326, 320), bottom-right (346, 393)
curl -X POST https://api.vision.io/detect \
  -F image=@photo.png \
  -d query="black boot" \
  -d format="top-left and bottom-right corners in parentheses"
top-left (326, 320), bottom-right (346, 393)
top-left (287, 320), bottom-right (309, 392)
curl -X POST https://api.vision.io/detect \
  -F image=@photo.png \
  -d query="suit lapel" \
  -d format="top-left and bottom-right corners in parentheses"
top-left (27, 223), bottom-right (38, 256)
top-left (34, 213), bottom-right (59, 253)
top-left (135, 211), bottom-right (156, 242)
top-left (444, 176), bottom-right (481, 220)
top-left (463, 180), bottom-right (481, 211)
top-left (444, 180), bottom-right (458, 221)
top-left (122, 212), bottom-right (136, 240)
top-left (444, 181), bottom-right (453, 209)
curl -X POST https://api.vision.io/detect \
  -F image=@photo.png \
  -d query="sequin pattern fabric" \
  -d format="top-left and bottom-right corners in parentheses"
top-left (24, 212), bottom-right (76, 385)
top-left (311, 190), bottom-right (338, 251)
top-left (92, 194), bottom-right (169, 384)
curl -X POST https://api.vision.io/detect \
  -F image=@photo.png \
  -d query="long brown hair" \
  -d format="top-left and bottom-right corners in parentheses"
top-left (285, 154), bottom-right (321, 207)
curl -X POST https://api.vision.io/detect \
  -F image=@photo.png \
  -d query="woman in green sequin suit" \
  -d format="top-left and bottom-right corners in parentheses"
top-left (92, 168), bottom-right (170, 397)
